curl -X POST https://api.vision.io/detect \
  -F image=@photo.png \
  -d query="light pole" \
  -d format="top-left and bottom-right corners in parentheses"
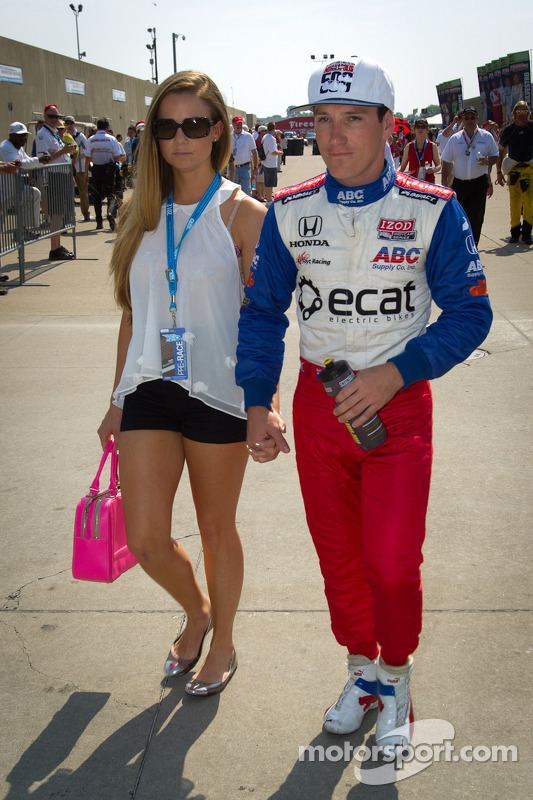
top-left (172, 33), bottom-right (186, 73)
top-left (69, 4), bottom-right (86, 60)
top-left (146, 43), bottom-right (155, 83)
top-left (147, 27), bottom-right (159, 84)
top-left (310, 53), bottom-right (335, 64)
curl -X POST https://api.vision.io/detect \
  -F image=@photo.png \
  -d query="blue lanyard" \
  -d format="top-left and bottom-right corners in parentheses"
top-left (414, 139), bottom-right (428, 164)
top-left (44, 124), bottom-right (64, 146)
top-left (165, 172), bottom-right (222, 325)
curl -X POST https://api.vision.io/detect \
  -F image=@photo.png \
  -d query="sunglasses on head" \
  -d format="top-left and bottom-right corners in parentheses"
top-left (152, 117), bottom-right (216, 140)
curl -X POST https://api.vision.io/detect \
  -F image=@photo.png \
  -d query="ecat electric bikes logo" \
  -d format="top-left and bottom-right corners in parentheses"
top-left (298, 276), bottom-right (323, 320)
top-left (297, 275), bottom-right (417, 323)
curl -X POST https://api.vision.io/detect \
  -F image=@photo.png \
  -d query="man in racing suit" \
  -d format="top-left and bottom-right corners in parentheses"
top-left (236, 57), bottom-right (493, 752)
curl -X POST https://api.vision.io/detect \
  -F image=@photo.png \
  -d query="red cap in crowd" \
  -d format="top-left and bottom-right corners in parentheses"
top-left (232, 116), bottom-right (244, 125)
top-left (44, 104), bottom-right (60, 116)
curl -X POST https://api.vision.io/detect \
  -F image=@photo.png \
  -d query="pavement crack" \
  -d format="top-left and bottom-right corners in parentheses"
top-left (0, 618), bottom-right (58, 682)
top-left (0, 619), bottom-right (142, 711)
top-left (1, 606), bottom-right (532, 616)
top-left (2, 568), bottom-right (70, 611)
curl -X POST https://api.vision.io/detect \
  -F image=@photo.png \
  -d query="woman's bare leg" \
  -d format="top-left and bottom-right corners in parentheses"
top-left (119, 429), bottom-right (210, 660)
top-left (184, 438), bottom-right (248, 684)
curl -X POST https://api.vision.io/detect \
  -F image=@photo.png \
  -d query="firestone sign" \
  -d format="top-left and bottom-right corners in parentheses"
top-left (277, 116), bottom-right (315, 137)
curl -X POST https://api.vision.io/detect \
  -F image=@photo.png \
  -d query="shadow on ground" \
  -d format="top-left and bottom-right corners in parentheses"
top-left (5, 687), bottom-right (219, 800)
top-left (267, 713), bottom-right (399, 800)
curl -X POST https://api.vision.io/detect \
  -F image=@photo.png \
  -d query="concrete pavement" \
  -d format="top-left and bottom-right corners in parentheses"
top-left (1, 151), bottom-right (532, 800)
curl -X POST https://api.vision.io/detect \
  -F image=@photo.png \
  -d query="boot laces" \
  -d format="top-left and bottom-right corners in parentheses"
top-left (393, 676), bottom-right (410, 725)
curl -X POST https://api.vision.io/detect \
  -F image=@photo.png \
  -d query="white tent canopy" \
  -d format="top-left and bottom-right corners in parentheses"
top-left (425, 113), bottom-right (443, 126)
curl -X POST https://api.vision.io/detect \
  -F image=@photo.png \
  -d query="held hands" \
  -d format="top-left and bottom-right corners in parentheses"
top-left (97, 404), bottom-right (123, 450)
top-left (495, 171), bottom-right (506, 187)
top-left (246, 406), bottom-right (290, 463)
top-left (333, 363), bottom-right (404, 427)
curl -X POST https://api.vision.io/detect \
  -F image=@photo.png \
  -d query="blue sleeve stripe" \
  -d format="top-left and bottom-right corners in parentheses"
top-left (236, 205), bottom-right (297, 405)
top-left (389, 347), bottom-right (433, 388)
top-left (240, 379), bottom-right (276, 410)
top-left (389, 198), bottom-right (493, 386)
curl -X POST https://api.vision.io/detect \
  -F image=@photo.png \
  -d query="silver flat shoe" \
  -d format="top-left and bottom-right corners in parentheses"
top-left (185, 649), bottom-right (238, 696)
top-left (163, 618), bottom-right (212, 677)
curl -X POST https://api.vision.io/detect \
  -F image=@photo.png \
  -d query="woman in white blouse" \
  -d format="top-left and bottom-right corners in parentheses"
top-left (97, 71), bottom-right (275, 696)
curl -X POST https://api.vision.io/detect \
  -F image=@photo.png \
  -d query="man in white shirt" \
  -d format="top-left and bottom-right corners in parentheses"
top-left (85, 118), bottom-right (125, 231)
top-left (231, 115), bottom-right (258, 196)
top-left (64, 115), bottom-right (90, 221)
top-left (35, 103), bottom-right (78, 260)
top-left (261, 122), bottom-right (283, 203)
top-left (441, 107), bottom-right (499, 244)
top-left (0, 122), bottom-right (52, 230)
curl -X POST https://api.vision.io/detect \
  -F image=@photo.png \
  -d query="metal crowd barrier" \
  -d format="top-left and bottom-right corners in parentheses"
top-left (0, 163), bottom-right (77, 284)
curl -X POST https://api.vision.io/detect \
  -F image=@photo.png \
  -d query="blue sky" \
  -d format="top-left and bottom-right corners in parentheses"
top-left (2, 0), bottom-right (532, 117)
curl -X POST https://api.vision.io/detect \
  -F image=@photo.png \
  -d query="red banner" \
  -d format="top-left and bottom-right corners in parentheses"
top-left (276, 116), bottom-right (315, 137)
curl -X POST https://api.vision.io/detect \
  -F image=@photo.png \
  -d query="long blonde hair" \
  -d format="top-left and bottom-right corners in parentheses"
top-left (111, 71), bottom-right (232, 312)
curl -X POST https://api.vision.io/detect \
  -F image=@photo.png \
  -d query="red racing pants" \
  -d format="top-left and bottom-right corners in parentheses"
top-left (293, 359), bottom-right (433, 666)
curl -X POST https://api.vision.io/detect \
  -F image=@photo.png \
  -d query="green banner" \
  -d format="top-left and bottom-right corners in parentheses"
top-left (435, 79), bottom-right (463, 125)
top-left (477, 51), bottom-right (531, 123)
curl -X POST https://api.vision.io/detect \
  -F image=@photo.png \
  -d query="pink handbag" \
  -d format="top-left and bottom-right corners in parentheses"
top-left (72, 441), bottom-right (137, 582)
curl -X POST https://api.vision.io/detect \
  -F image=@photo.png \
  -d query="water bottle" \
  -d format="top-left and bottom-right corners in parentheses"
top-left (318, 358), bottom-right (387, 450)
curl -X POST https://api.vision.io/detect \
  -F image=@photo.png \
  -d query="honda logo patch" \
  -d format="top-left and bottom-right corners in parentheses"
top-left (298, 215), bottom-right (323, 237)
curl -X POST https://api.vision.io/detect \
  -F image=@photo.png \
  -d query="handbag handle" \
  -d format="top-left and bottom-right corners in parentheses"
top-left (89, 440), bottom-right (119, 495)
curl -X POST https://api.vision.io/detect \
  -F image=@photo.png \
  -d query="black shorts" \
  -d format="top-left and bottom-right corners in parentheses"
top-left (120, 379), bottom-right (247, 444)
top-left (263, 166), bottom-right (278, 187)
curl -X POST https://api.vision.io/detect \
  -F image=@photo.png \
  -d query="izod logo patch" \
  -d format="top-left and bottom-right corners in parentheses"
top-left (377, 218), bottom-right (417, 241)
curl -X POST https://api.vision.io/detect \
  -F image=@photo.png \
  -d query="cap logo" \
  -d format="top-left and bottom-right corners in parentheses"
top-left (320, 61), bottom-right (355, 96)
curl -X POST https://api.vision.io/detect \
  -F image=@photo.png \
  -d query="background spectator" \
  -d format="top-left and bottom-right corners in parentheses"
top-left (0, 121), bottom-right (51, 230)
top-left (64, 115), bottom-right (91, 221)
top-left (35, 104), bottom-right (77, 260)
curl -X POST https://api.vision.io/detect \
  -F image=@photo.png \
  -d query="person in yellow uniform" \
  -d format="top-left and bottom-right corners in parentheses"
top-left (496, 101), bottom-right (533, 245)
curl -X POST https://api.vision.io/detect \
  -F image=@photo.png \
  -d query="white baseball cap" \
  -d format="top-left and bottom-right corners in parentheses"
top-left (9, 121), bottom-right (28, 135)
top-left (293, 57), bottom-right (395, 112)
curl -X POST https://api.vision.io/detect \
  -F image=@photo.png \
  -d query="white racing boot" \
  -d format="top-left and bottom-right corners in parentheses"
top-left (323, 655), bottom-right (379, 734)
top-left (376, 655), bottom-right (414, 754)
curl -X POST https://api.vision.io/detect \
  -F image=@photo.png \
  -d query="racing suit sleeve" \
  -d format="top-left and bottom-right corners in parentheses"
top-left (388, 197), bottom-right (493, 387)
top-left (236, 205), bottom-right (297, 409)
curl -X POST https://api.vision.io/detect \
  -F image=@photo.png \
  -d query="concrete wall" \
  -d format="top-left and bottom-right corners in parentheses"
top-left (0, 37), bottom-right (248, 139)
